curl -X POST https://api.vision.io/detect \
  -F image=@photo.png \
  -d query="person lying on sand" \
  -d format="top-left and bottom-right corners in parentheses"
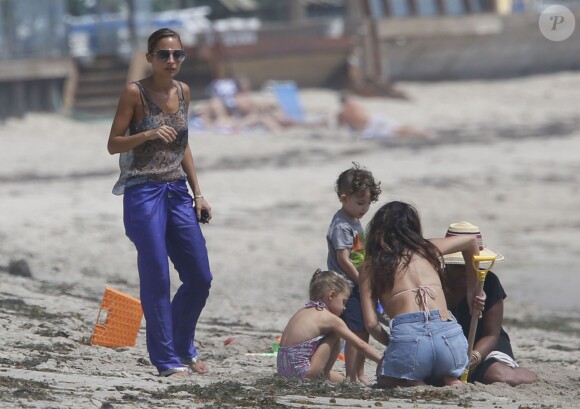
top-left (192, 76), bottom-right (328, 133)
top-left (193, 77), bottom-right (285, 133)
top-left (337, 92), bottom-right (432, 140)
top-left (443, 222), bottom-right (538, 386)
top-left (277, 269), bottom-right (382, 383)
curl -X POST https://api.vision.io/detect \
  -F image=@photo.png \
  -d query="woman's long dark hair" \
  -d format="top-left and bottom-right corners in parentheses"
top-left (365, 201), bottom-right (444, 301)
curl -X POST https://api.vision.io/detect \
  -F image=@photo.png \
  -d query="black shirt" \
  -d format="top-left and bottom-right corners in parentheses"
top-left (449, 271), bottom-right (514, 383)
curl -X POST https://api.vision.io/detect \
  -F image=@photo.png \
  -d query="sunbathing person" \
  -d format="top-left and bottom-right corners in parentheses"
top-left (194, 77), bottom-right (327, 133)
top-left (233, 76), bottom-right (328, 130)
top-left (337, 92), bottom-right (431, 140)
top-left (190, 77), bottom-right (295, 133)
top-left (191, 84), bottom-right (284, 133)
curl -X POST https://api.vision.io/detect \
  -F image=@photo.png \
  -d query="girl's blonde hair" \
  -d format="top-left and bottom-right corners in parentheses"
top-left (309, 269), bottom-right (351, 301)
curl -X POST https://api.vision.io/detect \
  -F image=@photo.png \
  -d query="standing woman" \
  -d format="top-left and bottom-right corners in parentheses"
top-left (107, 28), bottom-right (212, 377)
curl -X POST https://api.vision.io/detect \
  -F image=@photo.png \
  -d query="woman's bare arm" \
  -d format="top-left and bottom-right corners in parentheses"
top-left (360, 263), bottom-right (390, 346)
top-left (328, 314), bottom-right (382, 363)
top-left (107, 83), bottom-right (177, 154)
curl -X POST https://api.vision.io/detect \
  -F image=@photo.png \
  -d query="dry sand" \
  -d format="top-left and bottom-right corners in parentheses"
top-left (0, 71), bottom-right (579, 408)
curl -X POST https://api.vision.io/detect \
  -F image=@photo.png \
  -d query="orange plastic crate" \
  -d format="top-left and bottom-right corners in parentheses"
top-left (91, 287), bottom-right (143, 347)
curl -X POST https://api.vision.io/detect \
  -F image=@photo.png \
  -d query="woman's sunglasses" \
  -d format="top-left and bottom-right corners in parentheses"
top-left (151, 49), bottom-right (187, 62)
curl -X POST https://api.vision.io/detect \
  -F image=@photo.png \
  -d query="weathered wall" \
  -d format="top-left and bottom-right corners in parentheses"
top-left (0, 58), bottom-right (76, 121)
top-left (377, 13), bottom-right (580, 81)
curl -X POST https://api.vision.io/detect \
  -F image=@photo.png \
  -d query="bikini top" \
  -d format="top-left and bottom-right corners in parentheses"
top-left (388, 284), bottom-right (442, 322)
top-left (305, 300), bottom-right (327, 311)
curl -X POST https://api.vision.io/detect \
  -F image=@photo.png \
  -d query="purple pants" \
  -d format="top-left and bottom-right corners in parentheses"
top-left (123, 179), bottom-right (212, 374)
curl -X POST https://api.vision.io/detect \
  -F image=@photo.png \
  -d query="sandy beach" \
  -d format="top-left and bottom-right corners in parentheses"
top-left (0, 71), bottom-right (579, 408)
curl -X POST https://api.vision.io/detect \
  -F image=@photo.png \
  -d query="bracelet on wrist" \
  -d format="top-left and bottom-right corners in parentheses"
top-left (194, 195), bottom-right (204, 200)
top-left (471, 350), bottom-right (482, 365)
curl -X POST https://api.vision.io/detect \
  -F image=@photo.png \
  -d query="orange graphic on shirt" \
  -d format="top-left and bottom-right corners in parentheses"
top-left (350, 234), bottom-right (366, 269)
top-left (352, 234), bottom-right (364, 252)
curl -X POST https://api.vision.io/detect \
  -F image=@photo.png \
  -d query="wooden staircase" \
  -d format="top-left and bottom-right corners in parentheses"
top-left (73, 56), bottom-right (128, 119)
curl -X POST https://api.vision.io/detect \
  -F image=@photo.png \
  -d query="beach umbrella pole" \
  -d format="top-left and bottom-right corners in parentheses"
top-left (460, 255), bottom-right (497, 383)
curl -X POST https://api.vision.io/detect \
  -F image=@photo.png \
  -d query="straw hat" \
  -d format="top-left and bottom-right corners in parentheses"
top-left (443, 221), bottom-right (504, 265)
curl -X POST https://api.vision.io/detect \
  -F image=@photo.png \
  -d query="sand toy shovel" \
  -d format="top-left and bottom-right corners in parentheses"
top-left (460, 255), bottom-right (497, 383)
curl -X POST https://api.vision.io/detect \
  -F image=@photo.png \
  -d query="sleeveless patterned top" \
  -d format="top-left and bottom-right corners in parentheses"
top-left (112, 80), bottom-right (188, 195)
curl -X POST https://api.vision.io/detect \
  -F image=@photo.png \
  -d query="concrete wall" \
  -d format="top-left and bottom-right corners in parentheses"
top-left (377, 13), bottom-right (580, 81)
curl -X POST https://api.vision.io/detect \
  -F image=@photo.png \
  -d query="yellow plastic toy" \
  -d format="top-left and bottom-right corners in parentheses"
top-left (460, 255), bottom-right (497, 383)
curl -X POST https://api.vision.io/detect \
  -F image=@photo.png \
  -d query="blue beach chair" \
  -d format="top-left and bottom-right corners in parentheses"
top-left (264, 80), bottom-right (305, 123)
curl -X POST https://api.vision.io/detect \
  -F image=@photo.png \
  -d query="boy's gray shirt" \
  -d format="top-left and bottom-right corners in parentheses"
top-left (326, 210), bottom-right (363, 286)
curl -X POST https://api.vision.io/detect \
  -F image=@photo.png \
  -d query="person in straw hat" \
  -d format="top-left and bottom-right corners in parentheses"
top-left (443, 222), bottom-right (537, 386)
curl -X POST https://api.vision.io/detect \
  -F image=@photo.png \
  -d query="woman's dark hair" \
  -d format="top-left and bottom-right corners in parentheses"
top-left (365, 201), bottom-right (444, 301)
top-left (335, 162), bottom-right (381, 202)
top-left (147, 28), bottom-right (182, 54)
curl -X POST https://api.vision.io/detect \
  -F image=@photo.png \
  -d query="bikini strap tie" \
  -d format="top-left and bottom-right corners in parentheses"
top-left (305, 300), bottom-right (327, 311)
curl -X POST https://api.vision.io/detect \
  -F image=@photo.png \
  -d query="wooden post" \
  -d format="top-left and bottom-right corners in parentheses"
top-left (126, 51), bottom-right (150, 84)
top-left (288, 1), bottom-right (306, 24)
top-left (62, 60), bottom-right (79, 115)
top-left (358, 0), bottom-right (387, 84)
top-left (14, 81), bottom-right (26, 117)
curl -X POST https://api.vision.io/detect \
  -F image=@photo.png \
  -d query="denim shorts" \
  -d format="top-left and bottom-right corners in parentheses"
top-left (378, 310), bottom-right (468, 381)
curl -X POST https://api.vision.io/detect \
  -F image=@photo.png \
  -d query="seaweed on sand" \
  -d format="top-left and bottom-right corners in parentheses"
top-left (143, 376), bottom-right (468, 408)
top-left (254, 376), bottom-right (464, 403)
top-left (0, 298), bottom-right (60, 320)
top-left (0, 376), bottom-right (54, 402)
top-left (150, 380), bottom-right (283, 408)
